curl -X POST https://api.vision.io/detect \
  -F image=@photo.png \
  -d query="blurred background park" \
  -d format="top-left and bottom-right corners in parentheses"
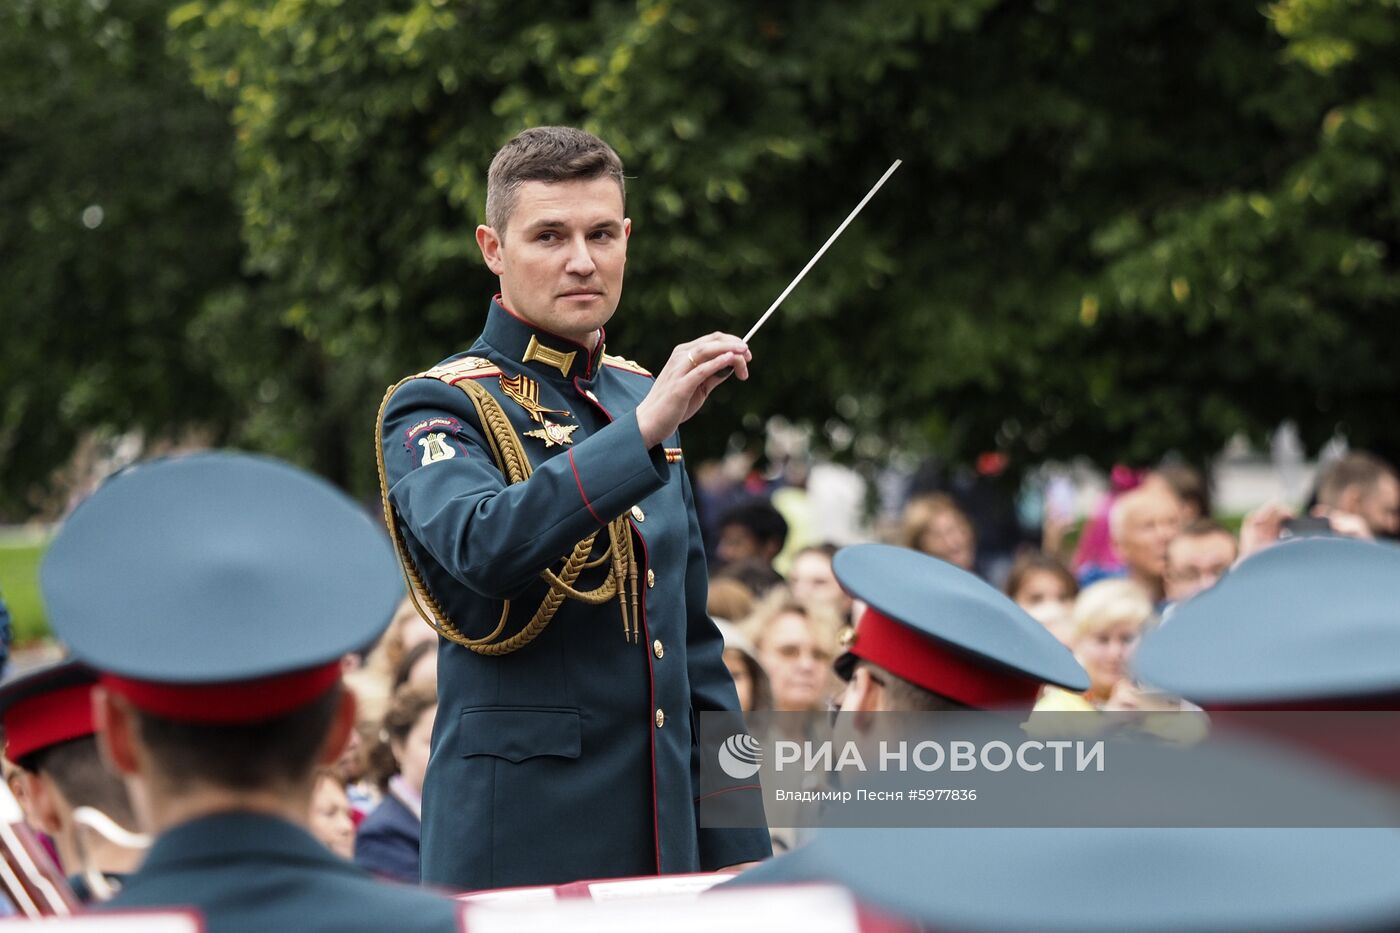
top-left (2, 0), bottom-right (1397, 645)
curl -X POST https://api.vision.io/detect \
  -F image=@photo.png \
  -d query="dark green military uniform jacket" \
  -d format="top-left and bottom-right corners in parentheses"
top-left (378, 299), bottom-right (770, 891)
top-left (102, 812), bottom-right (463, 932)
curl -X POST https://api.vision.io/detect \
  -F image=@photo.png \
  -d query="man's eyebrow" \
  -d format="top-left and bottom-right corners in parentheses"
top-left (523, 217), bottom-right (622, 232)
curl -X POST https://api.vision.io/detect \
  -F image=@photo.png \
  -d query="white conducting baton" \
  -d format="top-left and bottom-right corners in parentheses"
top-left (743, 158), bottom-right (902, 344)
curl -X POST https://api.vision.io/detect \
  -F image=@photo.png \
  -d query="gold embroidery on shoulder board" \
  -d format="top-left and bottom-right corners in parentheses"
top-left (423, 356), bottom-right (501, 382)
top-left (602, 353), bottom-right (652, 377)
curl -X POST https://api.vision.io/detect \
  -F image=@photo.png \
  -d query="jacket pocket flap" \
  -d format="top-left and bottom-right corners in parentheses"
top-left (460, 706), bottom-right (581, 763)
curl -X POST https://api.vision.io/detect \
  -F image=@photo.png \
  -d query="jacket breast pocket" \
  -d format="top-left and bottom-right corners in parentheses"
top-left (459, 706), bottom-right (582, 763)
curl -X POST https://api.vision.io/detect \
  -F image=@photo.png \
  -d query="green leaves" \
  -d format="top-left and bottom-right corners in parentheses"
top-left (4, 0), bottom-right (1400, 515)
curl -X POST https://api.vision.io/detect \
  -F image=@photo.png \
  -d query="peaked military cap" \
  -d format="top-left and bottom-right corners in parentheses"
top-left (832, 544), bottom-right (1087, 709)
top-left (1136, 537), bottom-right (1400, 705)
top-left (41, 452), bottom-right (403, 723)
top-left (0, 659), bottom-right (96, 763)
top-left (729, 736), bottom-right (1400, 932)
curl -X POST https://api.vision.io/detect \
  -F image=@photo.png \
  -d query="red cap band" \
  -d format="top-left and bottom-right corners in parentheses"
top-left (99, 663), bottom-right (341, 724)
top-left (3, 684), bottom-right (96, 762)
top-left (1207, 701), bottom-right (1400, 782)
top-left (847, 607), bottom-right (1043, 711)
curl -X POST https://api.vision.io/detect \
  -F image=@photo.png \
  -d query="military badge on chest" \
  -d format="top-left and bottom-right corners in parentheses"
top-left (499, 373), bottom-right (580, 447)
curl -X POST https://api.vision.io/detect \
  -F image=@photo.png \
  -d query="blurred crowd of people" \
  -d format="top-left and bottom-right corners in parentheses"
top-left (691, 448), bottom-right (1398, 725)
top-left (2, 446), bottom-right (1396, 920)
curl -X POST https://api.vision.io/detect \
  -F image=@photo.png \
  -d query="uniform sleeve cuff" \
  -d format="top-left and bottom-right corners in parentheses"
top-left (697, 820), bottom-right (774, 871)
top-left (566, 411), bottom-right (668, 524)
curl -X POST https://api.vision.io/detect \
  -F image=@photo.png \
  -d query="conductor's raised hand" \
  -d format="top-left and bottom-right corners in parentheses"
top-left (635, 333), bottom-right (750, 448)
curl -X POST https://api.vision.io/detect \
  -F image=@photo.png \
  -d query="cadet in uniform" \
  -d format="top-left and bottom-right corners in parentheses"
top-left (0, 660), bottom-right (143, 902)
top-left (730, 737), bottom-right (1400, 932)
top-left (377, 126), bottom-right (770, 890)
top-left (830, 544), bottom-right (1088, 713)
top-left (41, 453), bottom-right (464, 932)
top-left (1136, 536), bottom-right (1400, 708)
top-left (727, 545), bottom-right (1400, 930)
top-left (1135, 536), bottom-right (1400, 774)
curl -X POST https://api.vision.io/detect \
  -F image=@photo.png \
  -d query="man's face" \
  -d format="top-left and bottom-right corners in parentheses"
top-left (717, 525), bottom-right (764, 567)
top-left (789, 551), bottom-right (852, 614)
top-left (1117, 493), bottom-right (1182, 582)
top-left (1359, 474), bottom-right (1400, 537)
top-left (476, 177), bottom-right (630, 345)
top-left (1164, 531), bottom-right (1237, 602)
top-left (757, 612), bottom-right (834, 712)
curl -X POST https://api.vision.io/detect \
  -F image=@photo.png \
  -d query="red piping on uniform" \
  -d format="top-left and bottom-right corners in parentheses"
top-left (494, 294), bottom-right (604, 377)
top-left (575, 377), bottom-right (662, 873)
top-left (694, 784), bottom-right (761, 803)
top-left (629, 518), bottom-right (663, 875)
top-left (567, 450), bottom-right (604, 525)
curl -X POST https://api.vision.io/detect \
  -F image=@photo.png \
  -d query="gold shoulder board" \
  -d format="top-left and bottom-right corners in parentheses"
top-left (421, 355), bottom-right (502, 383)
top-left (601, 353), bottom-right (652, 377)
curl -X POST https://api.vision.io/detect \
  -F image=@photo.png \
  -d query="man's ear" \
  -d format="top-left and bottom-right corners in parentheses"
top-left (93, 687), bottom-right (140, 778)
top-left (847, 667), bottom-right (884, 732)
top-left (1337, 486), bottom-right (1363, 515)
top-left (317, 689), bottom-right (358, 767)
top-left (475, 224), bottom-right (505, 276)
top-left (19, 771), bottom-right (64, 836)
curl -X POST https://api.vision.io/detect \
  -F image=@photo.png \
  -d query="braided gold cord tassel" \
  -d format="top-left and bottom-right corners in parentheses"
top-left (375, 375), bottom-right (639, 655)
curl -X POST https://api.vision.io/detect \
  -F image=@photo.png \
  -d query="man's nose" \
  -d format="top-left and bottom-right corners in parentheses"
top-left (563, 235), bottom-right (596, 276)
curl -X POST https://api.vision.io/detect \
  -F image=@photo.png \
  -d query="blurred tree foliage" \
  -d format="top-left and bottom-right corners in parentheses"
top-left (0, 0), bottom-right (247, 516)
top-left (3, 0), bottom-right (1398, 511)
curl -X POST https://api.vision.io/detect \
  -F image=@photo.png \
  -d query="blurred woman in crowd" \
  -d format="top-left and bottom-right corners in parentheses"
top-left (788, 543), bottom-right (854, 623)
top-left (1005, 551), bottom-right (1079, 644)
top-left (898, 494), bottom-right (976, 573)
top-left (1036, 579), bottom-right (1154, 711)
top-left (744, 590), bottom-right (844, 712)
top-left (365, 597), bottom-right (439, 685)
top-left (713, 619), bottom-right (772, 712)
top-left (308, 768), bottom-right (355, 860)
top-left (355, 684), bottom-right (436, 883)
top-left (708, 576), bottom-right (757, 628)
top-left (392, 639), bottom-right (437, 693)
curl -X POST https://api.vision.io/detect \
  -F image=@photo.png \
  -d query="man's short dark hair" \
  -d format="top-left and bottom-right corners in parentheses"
top-left (20, 736), bottom-right (137, 828)
top-left (485, 126), bottom-right (625, 233)
top-left (1175, 518), bottom-right (1234, 541)
top-left (854, 660), bottom-right (967, 714)
top-left (1317, 452), bottom-right (1398, 506)
top-left (795, 542), bottom-right (839, 561)
top-left (712, 559), bottom-right (785, 599)
top-left (718, 499), bottom-right (789, 552)
top-left (132, 686), bottom-right (342, 793)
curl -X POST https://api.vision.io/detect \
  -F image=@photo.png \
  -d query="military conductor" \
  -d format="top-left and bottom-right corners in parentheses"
top-left (377, 126), bottom-right (772, 891)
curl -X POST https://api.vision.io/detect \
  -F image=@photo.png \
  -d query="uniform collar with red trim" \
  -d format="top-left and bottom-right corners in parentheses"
top-left (480, 296), bottom-right (606, 382)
